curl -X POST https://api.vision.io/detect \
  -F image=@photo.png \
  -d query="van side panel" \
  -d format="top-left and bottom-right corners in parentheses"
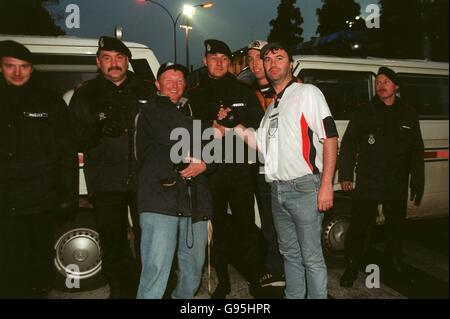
top-left (294, 56), bottom-right (449, 221)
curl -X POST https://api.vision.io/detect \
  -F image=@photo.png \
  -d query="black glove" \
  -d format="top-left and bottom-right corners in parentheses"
top-left (217, 108), bottom-right (241, 128)
top-left (410, 183), bottom-right (424, 206)
top-left (55, 202), bottom-right (77, 223)
top-left (101, 118), bottom-right (126, 137)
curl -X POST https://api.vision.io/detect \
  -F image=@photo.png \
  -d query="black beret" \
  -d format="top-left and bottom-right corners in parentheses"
top-left (97, 36), bottom-right (131, 59)
top-left (260, 42), bottom-right (293, 61)
top-left (157, 62), bottom-right (188, 79)
top-left (0, 40), bottom-right (34, 64)
top-left (204, 39), bottom-right (232, 59)
top-left (377, 67), bottom-right (400, 86)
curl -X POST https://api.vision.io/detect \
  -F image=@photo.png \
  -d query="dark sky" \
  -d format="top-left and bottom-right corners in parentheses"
top-left (49, 0), bottom-right (375, 69)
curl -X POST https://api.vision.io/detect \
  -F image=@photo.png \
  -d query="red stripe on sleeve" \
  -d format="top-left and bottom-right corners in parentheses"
top-left (300, 114), bottom-right (313, 173)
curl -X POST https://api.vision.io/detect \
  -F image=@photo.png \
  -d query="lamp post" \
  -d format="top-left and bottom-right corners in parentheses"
top-left (180, 3), bottom-right (213, 69)
top-left (142, 1), bottom-right (213, 64)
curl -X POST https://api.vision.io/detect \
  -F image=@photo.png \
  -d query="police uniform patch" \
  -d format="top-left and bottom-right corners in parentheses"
top-left (99, 112), bottom-right (106, 121)
top-left (368, 134), bottom-right (376, 145)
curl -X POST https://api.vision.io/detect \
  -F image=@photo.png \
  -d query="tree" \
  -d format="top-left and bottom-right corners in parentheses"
top-left (377, 0), bottom-right (423, 59)
top-left (268, 0), bottom-right (303, 48)
top-left (0, 0), bottom-right (64, 36)
top-left (316, 0), bottom-right (363, 37)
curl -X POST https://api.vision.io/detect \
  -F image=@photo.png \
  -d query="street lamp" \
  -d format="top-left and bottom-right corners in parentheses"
top-left (180, 3), bottom-right (213, 69)
top-left (140, 1), bottom-right (213, 64)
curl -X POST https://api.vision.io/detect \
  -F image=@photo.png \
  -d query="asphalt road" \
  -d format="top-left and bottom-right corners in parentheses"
top-left (48, 217), bottom-right (448, 299)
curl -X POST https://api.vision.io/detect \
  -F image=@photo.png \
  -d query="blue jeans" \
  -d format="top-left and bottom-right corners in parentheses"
top-left (137, 213), bottom-right (207, 299)
top-left (271, 174), bottom-right (327, 299)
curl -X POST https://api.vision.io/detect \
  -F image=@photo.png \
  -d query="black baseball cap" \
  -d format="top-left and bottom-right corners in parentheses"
top-left (377, 67), bottom-right (400, 86)
top-left (0, 40), bottom-right (34, 64)
top-left (260, 42), bottom-right (293, 62)
top-left (204, 39), bottom-right (232, 59)
top-left (157, 62), bottom-right (188, 79)
top-left (97, 36), bottom-right (132, 59)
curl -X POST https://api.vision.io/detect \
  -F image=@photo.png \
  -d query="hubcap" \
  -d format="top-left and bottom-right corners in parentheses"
top-left (54, 228), bottom-right (102, 280)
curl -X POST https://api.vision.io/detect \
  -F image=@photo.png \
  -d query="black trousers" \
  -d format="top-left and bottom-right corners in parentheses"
top-left (253, 167), bottom-right (284, 277)
top-left (209, 166), bottom-right (263, 284)
top-left (93, 191), bottom-right (140, 294)
top-left (345, 199), bottom-right (407, 262)
top-left (0, 212), bottom-right (55, 298)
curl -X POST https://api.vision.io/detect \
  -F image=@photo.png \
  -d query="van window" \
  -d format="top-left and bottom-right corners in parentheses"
top-left (299, 69), bottom-right (373, 120)
top-left (398, 74), bottom-right (449, 119)
top-left (130, 58), bottom-right (155, 82)
top-left (31, 54), bottom-right (156, 95)
top-left (31, 54), bottom-right (98, 94)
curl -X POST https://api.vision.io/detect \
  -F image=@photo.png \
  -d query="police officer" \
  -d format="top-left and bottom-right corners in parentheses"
top-left (69, 36), bottom-right (155, 298)
top-left (187, 39), bottom-right (264, 298)
top-left (0, 40), bottom-right (78, 298)
top-left (338, 67), bottom-right (425, 287)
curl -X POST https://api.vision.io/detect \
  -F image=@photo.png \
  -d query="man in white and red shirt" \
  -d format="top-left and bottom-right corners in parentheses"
top-left (258, 43), bottom-right (338, 299)
top-left (217, 42), bottom-right (338, 298)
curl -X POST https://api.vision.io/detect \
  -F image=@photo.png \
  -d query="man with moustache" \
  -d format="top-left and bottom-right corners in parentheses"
top-left (338, 67), bottom-right (424, 288)
top-left (69, 36), bottom-right (155, 298)
top-left (187, 39), bottom-right (264, 298)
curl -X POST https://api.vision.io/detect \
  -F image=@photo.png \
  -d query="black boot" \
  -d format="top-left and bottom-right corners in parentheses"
top-left (340, 259), bottom-right (359, 288)
top-left (108, 280), bottom-right (121, 299)
top-left (212, 264), bottom-right (231, 299)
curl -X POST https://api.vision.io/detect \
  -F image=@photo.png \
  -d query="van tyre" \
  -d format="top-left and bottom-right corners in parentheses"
top-left (53, 210), bottom-right (105, 292)
top-left (321, 203), bottom-right (352, 268)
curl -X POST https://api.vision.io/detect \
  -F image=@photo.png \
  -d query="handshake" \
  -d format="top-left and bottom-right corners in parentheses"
top-left (215, 104), bottom-right (241, 128)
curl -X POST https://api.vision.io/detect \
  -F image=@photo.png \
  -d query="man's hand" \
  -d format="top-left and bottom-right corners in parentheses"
top-left (341, 181), bottom-right (353, 192)
top-left (318, 183), bottom-right (334, 212)
top-left (178, 157), bottom-right (207, 179)
top-left (410, 184), bottom-right (424, 206)
top-left (217, 107), bottom-right (240, 128)
top-left (212, 120), bottom-right (227, 139)
top-left (101, 118), bottom-right (126, 137)
top-left (217, 107), bottom-right (231, 121)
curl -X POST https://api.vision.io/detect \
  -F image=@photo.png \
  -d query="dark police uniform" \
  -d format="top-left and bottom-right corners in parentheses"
top-left (69, 37), bottom-right (155, 297)
top-left (338, 92), bottom-right (424, 283)
top-left (0, 40), bottom-right (78, 298)
top-left (187, 39), bottom-right (264, 297)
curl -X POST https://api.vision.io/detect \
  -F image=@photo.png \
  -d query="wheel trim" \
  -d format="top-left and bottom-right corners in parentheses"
top-left (323, 216), bottom-right (350, 255)
top-left (54, 228), bottom-right (102, 280)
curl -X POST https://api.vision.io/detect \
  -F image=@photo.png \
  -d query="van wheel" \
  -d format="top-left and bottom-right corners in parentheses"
top-left (53, 211), bottom-right (105, 291)
top-left (322, 205), bottom-right (351, 268)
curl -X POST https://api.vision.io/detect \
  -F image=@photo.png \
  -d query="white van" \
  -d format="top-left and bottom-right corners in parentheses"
top-left (239, 55), bottom-right (449, 264)
top-left (0, 34), bottom-right (160, 286)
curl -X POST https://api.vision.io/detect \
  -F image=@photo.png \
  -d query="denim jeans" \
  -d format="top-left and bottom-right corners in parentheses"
top-left (271, 174), bottom-right (327, 299)
top-left (137, 213), bottom-right (208, 299)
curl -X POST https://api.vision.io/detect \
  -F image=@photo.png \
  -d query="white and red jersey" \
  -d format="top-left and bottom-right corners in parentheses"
top-left (257, 81), bottom-right (338, 182)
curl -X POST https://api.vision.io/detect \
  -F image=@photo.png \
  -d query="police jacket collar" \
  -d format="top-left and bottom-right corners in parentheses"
top-left (199, 71), bottom-right (236, 87)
